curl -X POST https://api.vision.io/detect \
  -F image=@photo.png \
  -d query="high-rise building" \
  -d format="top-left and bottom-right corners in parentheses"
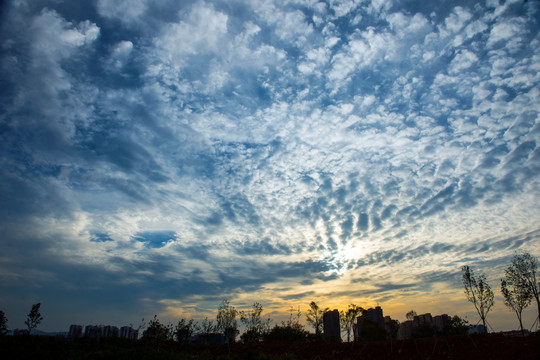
top-left (68, 324), bottom-right (82, 338)
top-left (357, 306), bottom-right (384, 329)
top-left (413, 313), bottom-right (433, 328)
top-left (397, 320), bottom-right (414, 340)
top-left (433, 314), bottom-right (449, 332)
top-left (323, 309), bottom-right (340, 339)
top-left (84, 325), bottom-right (100, 338)
top-left (101, 325), bottom-right (119, 338)
top-left (120, 326), bottom-right (138, 340)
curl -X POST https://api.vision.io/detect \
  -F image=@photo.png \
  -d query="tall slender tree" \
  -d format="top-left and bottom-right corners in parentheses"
top-left (504, 252), bottom-right (539, 329)
top-left (501, 278), bottom-right (531, 334)
top-left (25, 303), bottom-right (43, 335)
top-left (216, 300), bottom-right (238, 343)
top-left (340, 304), bottom-right (363, 342)
top-left (306, 301), bottom-right (328, 336)
top-left (462, 266), bottom-right (494, 333)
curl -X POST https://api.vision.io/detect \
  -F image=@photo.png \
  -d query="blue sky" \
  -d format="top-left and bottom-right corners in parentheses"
top-left (0, 0), bottom-right (539, 332)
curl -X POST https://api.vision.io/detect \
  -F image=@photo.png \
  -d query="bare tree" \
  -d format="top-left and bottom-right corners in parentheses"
top-left (305, 301), bottom-right (328, 336)
top-left (340, 304), bottom-right (363, 342)
top-left (25, 303), bottom-right (43, 335)
top-left (504, 252), bottom-right (539, 329)
top-left (501, 278), bottom-right (532, 334)
top-left (462, 266), bottom-right (494, 333)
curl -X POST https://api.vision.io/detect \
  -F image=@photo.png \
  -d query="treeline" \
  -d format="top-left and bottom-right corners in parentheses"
top-left (141, 300), bottom-right (307, 345)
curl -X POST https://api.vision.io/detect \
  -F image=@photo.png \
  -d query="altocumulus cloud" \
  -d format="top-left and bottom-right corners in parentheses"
top-left (0, 0), bottom-right (539, 330)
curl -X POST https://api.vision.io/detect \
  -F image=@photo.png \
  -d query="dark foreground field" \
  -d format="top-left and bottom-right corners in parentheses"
top-left (1, 333), bottom-right (539, 360)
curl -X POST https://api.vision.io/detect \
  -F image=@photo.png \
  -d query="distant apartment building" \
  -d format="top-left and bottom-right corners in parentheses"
top-left (355, 306), bottom-right (398, 341)
top-left (84, 325), bottom-right (101, 338)
top-left (357, 306), bottom-right (385, 330)
top-left (433, 314), bottom-right (449, 332)
top-left (101, 325), bottom-right (119, 338)
top-left (397, 313), bottom-right (450, 339)
top-left (68, 324), bottom-right (83, 338)
top-left (397, 320), bottom-right (414, 340)
top-left (323, 309), bottom-right (340, 339)
top-left (79, 324), bottom-right (136, 340)
top-left (384, 316), bottom-right (399, 339)
top-left (120, 326), bottom-right (139, 340)
top-left (414, 313), bottom-right (433, 328)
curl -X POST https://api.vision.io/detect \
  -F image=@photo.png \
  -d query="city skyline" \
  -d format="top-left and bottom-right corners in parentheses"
top-left (0, 0), bottom-right (539, 332)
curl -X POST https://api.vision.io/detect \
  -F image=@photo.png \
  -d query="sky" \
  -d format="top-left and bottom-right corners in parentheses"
top-left (0, 0), bottom-right (539, 333)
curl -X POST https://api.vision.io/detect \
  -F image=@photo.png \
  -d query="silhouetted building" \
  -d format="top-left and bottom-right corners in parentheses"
top-left (384, 316), bottom-right (399, 339)
top-left (355, 306), bottom-right (388, 341)
top-left (398, 313), bottom-right (450, 339)
top-left (358, 306), bottom-right (384, 329)
top-left (413, 313), bottom-right (433, 328)
top-left (120, 326), bottom-right (138, 340)
top-left (323, 309), bottom-right (340, 339)
top-left (84, 325), bottom-right (101, 338)
top-left (433, 314), bottom-right (449, 332)
top-left (397, 320), bottom-right (414, 340)
top-left (68, 324), bottom-right (83, 338)
top-left (101, 325), bottom-right (119, 338)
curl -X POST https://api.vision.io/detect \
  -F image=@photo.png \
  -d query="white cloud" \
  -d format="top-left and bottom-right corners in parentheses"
top-left (106, 40), bottom-right (133, 71)
top-left (488, 17), bottom-right (527, 52)
top-left (449, 49), bottom-right (479, 74)
top-left (155, 2), bottom-right (228, 66)
top-left (96, 0), bottom-right (148, 25)
top-left (443, 6), bottom-right (472, 34)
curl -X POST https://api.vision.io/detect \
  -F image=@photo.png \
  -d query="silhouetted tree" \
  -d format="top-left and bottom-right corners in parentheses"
top-left (405, 310), bottom-right (417, 321)
top-left (25, 303), bottom-right (43, 335)
top-left (340, 304), bottom-right (363, 342)
top-left (306, 301), bottom-right (328, 337)
top-left (174, 318), bottom-right (196, 344)
top-left (199, 317), bottom-right (216, 344)
top-left (264, 307), bottom-right (307, 342)
top-left (501, 278), bottom-right (532, 334)
top-left (143, 315), bottom-right (172, 345)
top-left (0, 310), bottom-right (7, 335)
top-left (216, 300), bottom-right (238, 343)
top-left (504, 252), bottom-right (539, 328)
top-left (462, 265), bottom-right (494, 333)
top-left (239, 302), bottom-right (271, 343)
top-left (442, 315), bottom-right (470, 335)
